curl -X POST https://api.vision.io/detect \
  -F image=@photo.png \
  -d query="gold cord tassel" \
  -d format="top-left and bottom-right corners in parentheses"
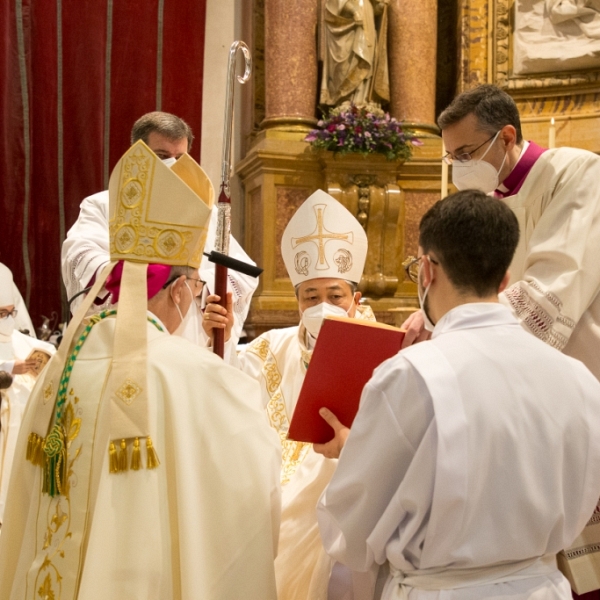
top-left (118, 439), bottom-right (128, 472)
top-left (131, 437), bottom-right (142, 470)
top-left (109, 441), bottom-right (119, 473)
top-left (146, 437), bottom-right (160, 469)
top-left (43, 424), bottom-right (66, 497)
top-left (26, 433), bottom-right (35, 462)
top-left (34, 437), bottom-right (45, 467)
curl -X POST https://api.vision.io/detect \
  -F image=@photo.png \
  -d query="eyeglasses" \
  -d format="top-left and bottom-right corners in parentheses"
top-left (402, 255), bottom-right (439, 284)
top-left (0, 308), bottom-right (18, 320)
top-left (162, 275), bottom-right (206, 292)
top-left (443, 131), bottom-right (498, 165)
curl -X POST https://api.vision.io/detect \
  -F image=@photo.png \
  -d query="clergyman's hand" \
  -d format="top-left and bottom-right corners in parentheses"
top-left (313, 408), bottom-right (350, 460)
top-left (202, 292), bottom-right (234, 343)
top-left (12, 359), bottom-right (38, 375)
top-left (400, 309), bottom-right (432, 349)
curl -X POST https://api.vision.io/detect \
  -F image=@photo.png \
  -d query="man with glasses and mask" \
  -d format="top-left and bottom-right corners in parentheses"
top-left (0, 142), bottom-right (281, 599)
top-left (203, 189), bottom-right (373, 600)
top-left (0, 264), bottom-right (55, 533)
top-left (400, 85), bottom-right (600, 596)
top-left (403, 85), bottom-right (600, 383)
top-left (61, 111), bottom-right (257, 351)
top-left (316, 190), bottom-right (600, 600)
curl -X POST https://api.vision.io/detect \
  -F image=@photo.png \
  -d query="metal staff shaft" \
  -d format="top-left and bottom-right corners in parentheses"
top-left (213, 41), bottom-right (252, 358)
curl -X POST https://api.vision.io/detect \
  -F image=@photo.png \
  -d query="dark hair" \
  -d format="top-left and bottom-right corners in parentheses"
top-left (419, 190), bottom-right (519, 297)
top-left (131, 111), bottom-right (194, 150)
top-left (437, 84), bottom-right (523, 144)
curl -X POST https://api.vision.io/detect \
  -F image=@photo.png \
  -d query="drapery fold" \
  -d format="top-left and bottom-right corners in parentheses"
top-left (0, 0), bottom-right (207, 325)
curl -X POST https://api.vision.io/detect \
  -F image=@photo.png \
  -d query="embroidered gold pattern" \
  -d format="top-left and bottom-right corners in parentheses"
top-left (109, 143), bottom-right (199, 264)
top-left (291, 204), bottom-right (354, 271)
top-left (35, 396), bottom-right (83, 599)
top-left (247, 337), bottom-right (311, 485)
top-left (43, 383), bottom-right (54, 403)
top-left (115, 379), bottom-right (142, 405)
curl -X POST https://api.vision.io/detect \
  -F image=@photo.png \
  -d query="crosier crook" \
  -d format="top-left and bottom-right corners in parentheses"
top-left (214, 41), bottom-right (252, 358)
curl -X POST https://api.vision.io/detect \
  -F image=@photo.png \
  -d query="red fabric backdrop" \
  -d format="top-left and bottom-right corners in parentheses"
top-left (0, 0), bottom-right (207, 328)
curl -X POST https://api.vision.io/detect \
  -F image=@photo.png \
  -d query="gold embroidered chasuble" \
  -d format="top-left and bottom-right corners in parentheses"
top-left (234, 306), bottom-right (375, 600)
top-left (0, 315), bottom-right (281, 600)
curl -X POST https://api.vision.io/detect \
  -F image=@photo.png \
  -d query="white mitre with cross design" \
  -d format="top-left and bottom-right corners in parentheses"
top-left (281, 189), bottom-right (368, 287)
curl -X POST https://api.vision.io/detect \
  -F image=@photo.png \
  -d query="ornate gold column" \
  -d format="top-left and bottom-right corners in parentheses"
top-left (388, 0), bottom-right (438, 135)
top-left (263, 0), bottom-right (318, 129)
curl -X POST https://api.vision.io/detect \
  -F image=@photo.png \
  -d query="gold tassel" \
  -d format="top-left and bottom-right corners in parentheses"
top-left (109, 441), bottom-right (119, 473)
top-left (26, 433), bottom-right (36, 462)
top-left (34, 437), bottom-right (46, 467)
top-left (146, 437), bottom-right (160, 469)
top-left (131, 437), bottom-right (142, 471)
top-left (118, 439), bottom-right (128, 472)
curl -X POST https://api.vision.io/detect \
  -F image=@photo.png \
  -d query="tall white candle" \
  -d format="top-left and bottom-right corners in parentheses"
top-left (441, 140), bottom-right (449, 199)
top-left (548, 117), bottom-right (556, 149)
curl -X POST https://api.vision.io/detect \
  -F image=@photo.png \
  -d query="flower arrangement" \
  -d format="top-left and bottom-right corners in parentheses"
top-left (305, 102), bottom-right (422, 161)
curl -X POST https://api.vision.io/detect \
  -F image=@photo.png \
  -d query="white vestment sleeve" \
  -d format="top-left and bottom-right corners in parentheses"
top-left (500, 152), bottom-right (600, 350)
top-left (317, 360), bottom-right (434, 572)
top-left (61, 192), bottom-right (111, 304)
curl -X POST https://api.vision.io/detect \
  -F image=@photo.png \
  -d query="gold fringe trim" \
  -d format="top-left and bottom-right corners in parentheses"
top-left (146, 437), bottom-right (160, 469)
top-left (118, 439), bottom-right (128, 472)
top-left (106, 438), bottom-right (159, 473)
top-left (26, 433), bottom-right (45, 467)
top-left (109, 441), bottom-right (119, 473)
top-left (131, 437), bottom-right (142, 470)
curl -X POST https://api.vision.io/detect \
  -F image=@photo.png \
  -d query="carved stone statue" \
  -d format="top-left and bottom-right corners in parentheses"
top-left (514, 0), bottom-right (600, 74)
top-left (319, 0), bottom-right (390, 107)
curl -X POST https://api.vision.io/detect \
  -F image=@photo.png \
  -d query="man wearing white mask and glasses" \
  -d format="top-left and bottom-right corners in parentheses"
top-left (61, 111), bottom-right (258, 351)
top-left (203, 189), bottom-right (372, 600)
top-left (401, 84), bottom-right (600, 597)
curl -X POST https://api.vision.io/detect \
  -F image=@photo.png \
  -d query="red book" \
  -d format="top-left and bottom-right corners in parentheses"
top-left (288, 316), bottom-right (405, 444)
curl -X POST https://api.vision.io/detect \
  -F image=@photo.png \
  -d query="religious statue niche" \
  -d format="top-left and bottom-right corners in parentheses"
top-left (319, 0), bottom-right (390, 108)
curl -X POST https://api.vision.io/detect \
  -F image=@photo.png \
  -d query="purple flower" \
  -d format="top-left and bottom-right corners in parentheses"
top-left (305, 132), bottom-right (318, 142)
top-left (337, 124), bottom-right (346, 131)
top-left (411, 138), bottom-right (424, 146)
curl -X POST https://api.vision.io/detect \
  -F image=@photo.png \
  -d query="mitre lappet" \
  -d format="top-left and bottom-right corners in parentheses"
top-left (281, 189), bottom-right (368, 286)
top-left (25, 140), bottom-right (214, 495)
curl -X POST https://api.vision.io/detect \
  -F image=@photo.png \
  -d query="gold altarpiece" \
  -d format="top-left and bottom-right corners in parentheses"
top-left (237, 0), bottom-right (600, 338)
top-left (459, 0), bottom-right (600, 153)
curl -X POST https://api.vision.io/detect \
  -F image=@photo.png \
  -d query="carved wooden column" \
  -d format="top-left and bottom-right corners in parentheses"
top-left (263, 0), bottom-right (318, 129)
top-left (388, 0), bottom-right (438, 135)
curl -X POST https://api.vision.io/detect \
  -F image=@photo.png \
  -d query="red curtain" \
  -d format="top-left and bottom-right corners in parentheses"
top-left (0, 0), bottom-right (207, 328)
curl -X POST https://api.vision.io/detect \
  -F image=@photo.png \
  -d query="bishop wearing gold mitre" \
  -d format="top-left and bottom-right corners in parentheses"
top-left (0, 141), bottom-right (281, 600)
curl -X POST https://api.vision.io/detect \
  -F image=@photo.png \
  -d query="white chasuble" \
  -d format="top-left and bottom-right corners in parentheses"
top-left (0, 315), bottom-right (281, 600)
top-left (318, 304), bottom-right (600, 600)
top-left (234, 306), bottom-right (376, 600)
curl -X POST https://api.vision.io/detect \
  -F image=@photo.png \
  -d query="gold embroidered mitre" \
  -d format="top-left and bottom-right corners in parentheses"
top-left (108, 140), bottom-right (214, 269)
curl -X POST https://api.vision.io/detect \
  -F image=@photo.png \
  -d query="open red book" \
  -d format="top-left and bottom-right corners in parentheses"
top-left (288, 316), bottom-right (405, 444)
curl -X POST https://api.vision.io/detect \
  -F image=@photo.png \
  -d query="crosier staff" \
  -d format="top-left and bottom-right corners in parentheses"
top-left (214, 41), bottom-right (252, 358)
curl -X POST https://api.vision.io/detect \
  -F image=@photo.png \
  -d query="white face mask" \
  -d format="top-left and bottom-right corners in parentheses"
top-left (172, 282), bottom-right (199, 343)
top-left (301, 302), bottom-right (351, 339)
top-left (451, 130), bottom-right (508, 194)
top-left (161, 157), bottom-right (177, 168)
top-left (0, 316), bottom-right (15, 340)
top-left (418, 268), bottom-right (436, 333)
